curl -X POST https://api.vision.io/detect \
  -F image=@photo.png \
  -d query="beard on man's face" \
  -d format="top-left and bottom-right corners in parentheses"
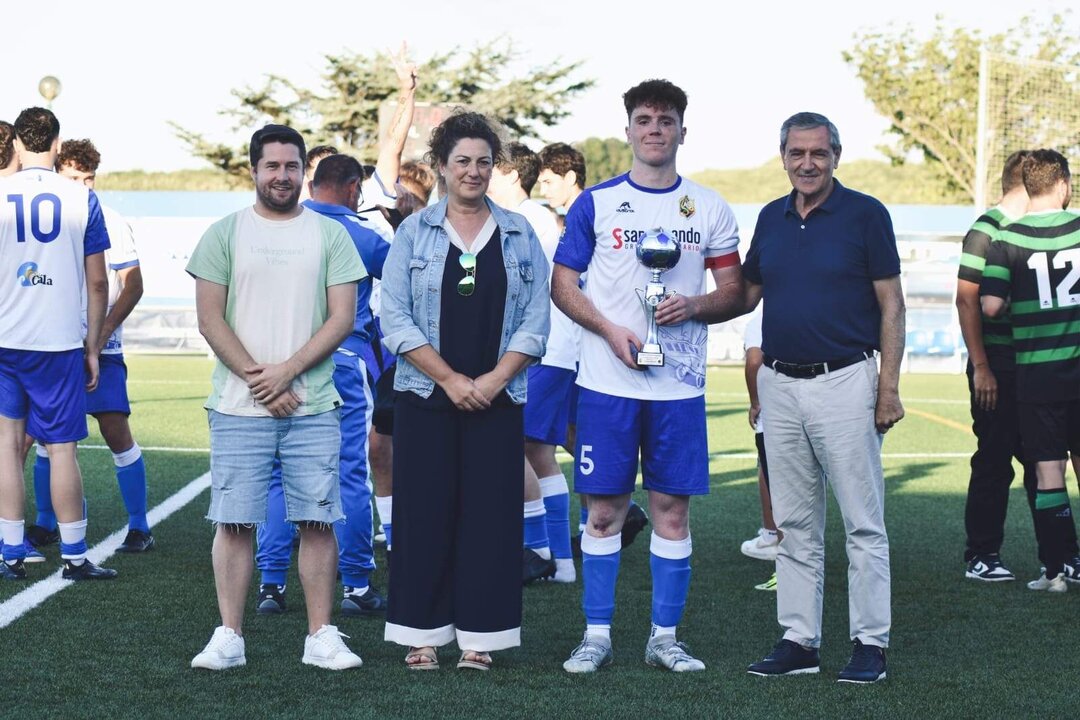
top-left (257, 179), bottom-right (301, 212)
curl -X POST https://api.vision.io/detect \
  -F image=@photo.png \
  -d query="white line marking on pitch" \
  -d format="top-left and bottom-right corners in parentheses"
top-left (81, 444), bottom-right (209, 454)
top-left (0, 472), bottom-right (211, 630)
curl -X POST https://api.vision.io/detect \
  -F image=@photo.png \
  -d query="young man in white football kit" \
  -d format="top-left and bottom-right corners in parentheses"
top-left (488, 141), bottom-right (573, 583)
top-left (0, 108), bottom-right (117, 581)
top-left (27, 139), bottom-right (154, 554)
top-left (553, 80), bottom-right (744, 672)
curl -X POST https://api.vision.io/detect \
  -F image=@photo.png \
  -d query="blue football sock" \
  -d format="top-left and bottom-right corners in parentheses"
top-left (578, 504), bottom-right (588, 532)
top-left (58, 519), bottom-right (88, 561)
top-left (650, 532), bottom-right (692, 628)
top-left (33, 451), bottom-right (56, 531)
top-left (581, 532), bottom-right (621, 626)
top-left (523, 499), bottom-right (549, 551)
top-left (114, 445), bottom-right (150, 533)
top-left (540, 474), bottom-right (572, 560)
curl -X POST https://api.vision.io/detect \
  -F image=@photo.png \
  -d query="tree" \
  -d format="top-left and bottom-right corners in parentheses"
top-left (843, 13), bottom-right (1080, 204)
top-left (173, 38), bottom-right (593, 185)
top-left (576, 137), bottom-right (634, 185)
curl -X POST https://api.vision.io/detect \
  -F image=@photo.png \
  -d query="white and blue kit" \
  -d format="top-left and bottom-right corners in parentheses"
top-left (0, 167), bottom-right (110, 443)
top-left (34, 205), bottom-right (152, 537)
top-left (0, 167), bottom-right (110, 563)
top-left (553, 172), bottom-right (739, 633)
top-left (256, 200), bottom-right (390, 591)
top-left (554, 173), bottom-right (740, 496)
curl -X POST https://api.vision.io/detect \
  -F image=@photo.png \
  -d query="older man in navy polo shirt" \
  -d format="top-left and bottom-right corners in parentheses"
top-left (742, 112), bottom-right (905, 684)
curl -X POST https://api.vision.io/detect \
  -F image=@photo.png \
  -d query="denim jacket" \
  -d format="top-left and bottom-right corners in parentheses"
top-left (380, 196), bottom-right (550, 404)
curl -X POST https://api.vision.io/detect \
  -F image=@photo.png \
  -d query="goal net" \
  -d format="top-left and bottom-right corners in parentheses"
top-left (975, 51), bottom-right (1080, 208)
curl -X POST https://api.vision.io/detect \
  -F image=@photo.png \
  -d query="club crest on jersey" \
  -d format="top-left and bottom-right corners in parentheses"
top-left (616, 201), bottom-right (634, 213)
top-left (679, 195), bottom-right (696, 219)
top-left (17, 262), bottom-right (52, 287)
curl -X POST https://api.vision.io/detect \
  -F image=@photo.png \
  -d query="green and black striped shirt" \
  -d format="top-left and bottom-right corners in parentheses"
top-left (958, 207), bottom-right (1014, 352)
top-left (981, 210), bottom-right (1080, 402)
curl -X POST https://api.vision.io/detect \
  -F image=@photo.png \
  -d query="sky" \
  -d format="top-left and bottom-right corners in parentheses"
top-left (1, 0), bottom-right (1071, 175)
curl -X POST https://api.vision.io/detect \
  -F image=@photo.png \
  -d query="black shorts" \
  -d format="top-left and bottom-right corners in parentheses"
top-left (755, 432), bottom-right (770, 488)
top-left (1018, 399), bottom-right (1080, 462)
top-left (371, 364), bottom-right (396, 436)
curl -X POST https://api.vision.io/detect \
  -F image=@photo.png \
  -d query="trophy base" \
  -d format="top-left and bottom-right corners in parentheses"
top-left (636, 350), bottom-right (664, 367)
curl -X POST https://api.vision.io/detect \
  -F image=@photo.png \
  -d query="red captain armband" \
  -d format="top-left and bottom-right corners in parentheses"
top-left (704, 253), bottom-right (740, 270)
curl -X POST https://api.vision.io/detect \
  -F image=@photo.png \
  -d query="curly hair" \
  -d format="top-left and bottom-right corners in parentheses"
top-left (57, 138), bottom-right (101, 173)
top-left (623, 79), bottom-right (688, 123)
top-left (13, 107), bottom-right (60, 153)
top-left (0, 122), bottom-right (14, 169)
top-left (424, 109), bottom-right (503, 168)
top-left (497, 142), bottom-right (540, 195)
top-left (1022, 149), bottom-right (1070, 198)
top-left (538, 143), bottom-right (586, 190)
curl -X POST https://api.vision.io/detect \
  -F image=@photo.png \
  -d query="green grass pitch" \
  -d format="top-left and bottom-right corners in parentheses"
top-left (3, 357), bottom-right (1077, 718)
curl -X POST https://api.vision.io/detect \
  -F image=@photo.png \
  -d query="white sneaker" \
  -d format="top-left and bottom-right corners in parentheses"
top-left (740, 528), bottom-right (779, 561)
top-left (191, 626), bottom-right (246, 670)
top-left (563, 634), bottom-right (613, 673)
top-left (645, 635), bottom-right (706, 672)
top-left (1027, 573), bottom-right (1068, 592)
top-left (303, 625), bottom-right (363, 670)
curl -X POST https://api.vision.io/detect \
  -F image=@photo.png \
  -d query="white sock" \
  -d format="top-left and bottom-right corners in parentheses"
top-left (534, 547), bottom-right (552, 560)
top-left (374, 495), bottom-right (392, 525)
top-left (538, 473), bottom-right (569, 497)
top-left (345, 585), bottom-right (369, 597)
top-left (554, 557), bottom-right (576, 583)
top-left (651, 624), bottom-right (677, 640)
top-left (586, 624), bottom-right (611, 640)
top-left (112, 443), bottom-right (142, 467)
top-left (0, 518), bottom-right (25, 557)
top-left (58, 519), bottom-right (88, 562)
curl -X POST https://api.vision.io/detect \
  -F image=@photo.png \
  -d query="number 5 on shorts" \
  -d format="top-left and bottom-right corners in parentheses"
top-left (579, 444), bottom-right (595, 476)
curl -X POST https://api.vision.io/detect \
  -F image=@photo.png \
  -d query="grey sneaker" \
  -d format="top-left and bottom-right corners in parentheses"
top-left (645, 634), bottom-right (705, 672)
top-left (563, 634), bottom-right (613, 673)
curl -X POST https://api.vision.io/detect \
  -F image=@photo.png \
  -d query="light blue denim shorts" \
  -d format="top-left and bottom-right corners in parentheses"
top-left (207, 409), bottom-right (343, 525)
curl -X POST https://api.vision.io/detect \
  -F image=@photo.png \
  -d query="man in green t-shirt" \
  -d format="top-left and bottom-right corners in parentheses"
top-left (981, 148), bottom-right (1080, 593)
top-left (186, 125), bottom-right (367, 670)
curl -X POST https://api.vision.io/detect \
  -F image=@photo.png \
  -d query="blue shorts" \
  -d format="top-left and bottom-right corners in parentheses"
top-left (573, 387), bottom-right (709, 496)
top-left (86, 353), bottom-right (131, 415)
top-left (523, 365), bottom-right (576, 445)
top-left (0, 347), bottom-right (88, 443)
top-left (207, 409), bottom-right (344, 525)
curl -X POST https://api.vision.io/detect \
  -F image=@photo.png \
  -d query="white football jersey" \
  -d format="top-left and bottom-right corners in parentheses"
top-left (0, 168), bottom-right (110, 351)
top-left (101, 206), bottom-right (139, 354)
top-left (554, 174), bottom-right (739, 400)
top-left (517, 198), bottom-right (579, 371)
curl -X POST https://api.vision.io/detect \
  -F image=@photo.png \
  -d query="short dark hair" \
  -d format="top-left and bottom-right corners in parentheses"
top-left (497, 142), bottom-right (540, 195)
top-left (623, 79), bottom-right (688, 123)
top-left (1001, 150), bottom-right (1031, 194)
top-left (14, 107), bottom-right (60, 153)
top-left (249, 124), bottom-right (306, 168)
top-left (779, 112), bottom-right (841, 155)
top-left (0, 122), bottom-right (14, 169)
top-left (306, 145), bottom-right (338, 173)
top-left (425, 109), bottom-right (503, 168)
top-left (57, 138), bottom-right (101, 173)
top-left (312, 153), bottom-right (363, 188)
top-left (1022, 149), bottom-right (1070, 198)
top-left (538, 142), bottom-right (586, 189)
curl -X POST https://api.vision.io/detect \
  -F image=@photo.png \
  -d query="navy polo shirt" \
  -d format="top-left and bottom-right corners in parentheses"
top-left (742, 180), bottom-right (900, 364)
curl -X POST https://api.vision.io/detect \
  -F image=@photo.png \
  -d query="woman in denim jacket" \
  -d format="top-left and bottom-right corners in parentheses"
top-left (380, 110), bottom-right (550, 672)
